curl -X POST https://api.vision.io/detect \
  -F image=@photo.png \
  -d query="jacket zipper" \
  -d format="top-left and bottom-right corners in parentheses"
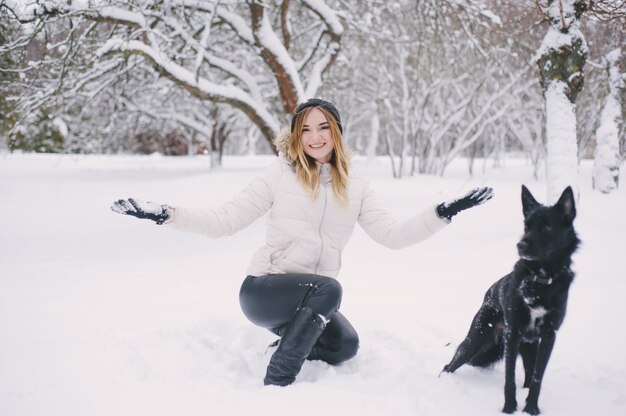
top-left (314, 185), bottom-right (329, 274)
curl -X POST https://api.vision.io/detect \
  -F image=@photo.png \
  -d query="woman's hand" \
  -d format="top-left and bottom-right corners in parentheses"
top-left (436, 187), bottom-right (494, 220)
top-left (111, 198), bottom-right (173, 225)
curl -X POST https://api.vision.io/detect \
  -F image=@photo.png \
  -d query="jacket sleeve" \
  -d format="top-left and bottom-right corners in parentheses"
top-left (357, 184), bottom-right (449, 249)
top-left (166, 159), bottom-right (281, 237)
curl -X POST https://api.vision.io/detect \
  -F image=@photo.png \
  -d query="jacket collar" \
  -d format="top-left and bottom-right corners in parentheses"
top-left (273, 127), bottom-right (293, 165)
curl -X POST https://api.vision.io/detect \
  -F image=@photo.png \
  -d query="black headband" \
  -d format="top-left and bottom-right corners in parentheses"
top-left (290, 98), bottom-right (343, 134)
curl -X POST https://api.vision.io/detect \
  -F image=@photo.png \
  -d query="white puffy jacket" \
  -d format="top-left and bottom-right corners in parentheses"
top-left (168, 155), bottom-right (449, 278)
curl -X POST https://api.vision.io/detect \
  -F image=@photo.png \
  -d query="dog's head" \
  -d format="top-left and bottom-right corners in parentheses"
top-left (517, 185), bottom-right (579, 262)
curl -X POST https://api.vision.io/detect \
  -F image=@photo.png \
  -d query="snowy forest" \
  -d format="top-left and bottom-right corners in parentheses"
top-left (1, 0), bottom-right (625, 195)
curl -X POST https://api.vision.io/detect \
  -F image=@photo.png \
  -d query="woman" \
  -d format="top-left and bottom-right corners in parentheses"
top-left (111, 98), bottom-right (493, 386)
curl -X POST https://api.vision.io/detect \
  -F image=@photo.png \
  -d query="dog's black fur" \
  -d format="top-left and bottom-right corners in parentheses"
top-left (442, 185), bottom-right (580, 415)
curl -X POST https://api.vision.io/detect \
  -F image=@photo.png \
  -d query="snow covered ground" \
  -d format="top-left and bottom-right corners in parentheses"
top-left (1, 153), bottom-right (624, 416)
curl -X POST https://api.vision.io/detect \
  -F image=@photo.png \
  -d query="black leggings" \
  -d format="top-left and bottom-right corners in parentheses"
top-left (239, 273), bottom-right (359, 365)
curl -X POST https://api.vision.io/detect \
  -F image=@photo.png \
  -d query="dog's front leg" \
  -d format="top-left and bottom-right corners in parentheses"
top-left (502, 327), bottom-right (521, 414)
top-left (523, 331), bottom-right (556, 415)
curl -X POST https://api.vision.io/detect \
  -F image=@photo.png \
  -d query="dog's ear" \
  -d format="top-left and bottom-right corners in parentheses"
top-left (555, 186), bottom-right (576, 223)
top-left (521, 185), bottom-right (540, 217)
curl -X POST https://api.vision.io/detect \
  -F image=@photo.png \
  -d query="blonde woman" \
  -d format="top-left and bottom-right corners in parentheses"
top-left (111, 98), bottom-right (493, 386)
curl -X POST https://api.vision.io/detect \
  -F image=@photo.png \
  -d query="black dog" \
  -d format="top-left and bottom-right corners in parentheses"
top-left (442, 185), bottom-right (579, 415)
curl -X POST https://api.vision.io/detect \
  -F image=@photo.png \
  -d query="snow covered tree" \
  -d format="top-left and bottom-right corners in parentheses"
top-left (2, 0), bottom-right (622, 177)
top-left (0, 5), bottom-right (21, 144)
top-left (8, 109), bottom-right (66, 152)
top-left (592, 47), bottom-right (624, 192)
top-left (536, 0), bottom-right (626, 200)
top-left (536, 0), bottom-right (588, 203)
top-left (2, 0), bottom-right (345, 152)
top-left (331, 0), bottom-right (539, 177)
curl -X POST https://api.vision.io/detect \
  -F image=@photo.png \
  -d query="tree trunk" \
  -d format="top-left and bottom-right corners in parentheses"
top-left (544, 81), bottom-right (579, 202)
top-left (592, 48), bottom-right (623, 193)
top-left (366, 111), bottom-right (380, 163)
top-left (537, 0), bottom-right (588, 203)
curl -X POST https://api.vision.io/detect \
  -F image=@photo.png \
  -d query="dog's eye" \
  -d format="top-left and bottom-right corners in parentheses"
top-left (543, 225), bottom-right (552, 232)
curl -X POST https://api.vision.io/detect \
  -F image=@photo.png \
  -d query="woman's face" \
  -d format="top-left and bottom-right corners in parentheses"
top-left (300, 107), bottom-right (335, 164)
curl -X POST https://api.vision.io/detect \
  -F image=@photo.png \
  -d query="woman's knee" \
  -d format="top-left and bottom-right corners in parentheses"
top-left (318, 276), bottom-right (342, 301)
top-left (309, 276), bottom-right (343, 316)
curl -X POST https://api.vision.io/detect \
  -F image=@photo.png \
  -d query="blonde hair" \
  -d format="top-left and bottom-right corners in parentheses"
top-left (287, 106), bottom-right (350, 206)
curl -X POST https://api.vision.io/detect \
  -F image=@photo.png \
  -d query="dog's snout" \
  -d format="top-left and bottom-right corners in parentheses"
top-left (517, 239), bottom-right (529, 252)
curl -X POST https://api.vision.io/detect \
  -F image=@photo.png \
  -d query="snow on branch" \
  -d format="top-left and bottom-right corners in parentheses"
top-left (96, 38), bottom-right (279, 135)
top-left (250, 3), bottom-right (304, 111)
top-left (535, 24), bottom-right (588, 62)
top-left (433, 66), bottom-right (536, 168)
top-left (302, 0), bottom-right (344, 36)
top-left (97, 6), bottom-right (146, 27)
top-left (443, 0), bottom-right (502, 26)
top-left (4, 1), bottom-right (146, 26)
top-left (204, 55), bottom-right (264, 103)
top-left (215, 8), bottom-right (255, 45)
top-left (165, 0), bottom-right (256, 44)
top-left (157, 14), bottom-right (263, 102)
top-left (255, 11), bottom-right (304, 98)
top-left (66, 59), bottom-right (123, 95)
top-left (304, 41), bottom-right (340, 98)
top-left (299, 0), bottom-right (344, 98)
top-left (121, 96), bottom-right (212, 137)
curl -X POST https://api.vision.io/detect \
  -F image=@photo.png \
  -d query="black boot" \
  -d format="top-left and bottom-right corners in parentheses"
top-left (264, 306), bottom-right (326, 386)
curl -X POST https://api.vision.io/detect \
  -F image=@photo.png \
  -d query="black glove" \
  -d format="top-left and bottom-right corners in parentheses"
top-left (436, 187), bottom-right (494, 220)
top-left (111, 198), bottom-right (172, 225)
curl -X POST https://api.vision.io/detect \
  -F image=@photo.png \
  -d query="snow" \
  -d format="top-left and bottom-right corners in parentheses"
top-left (51, 117), bottom-right (68, 138)
top-left (478, 9), bottom-right (502, 27)
top-left (1, 153), bottom-right (625, 416)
